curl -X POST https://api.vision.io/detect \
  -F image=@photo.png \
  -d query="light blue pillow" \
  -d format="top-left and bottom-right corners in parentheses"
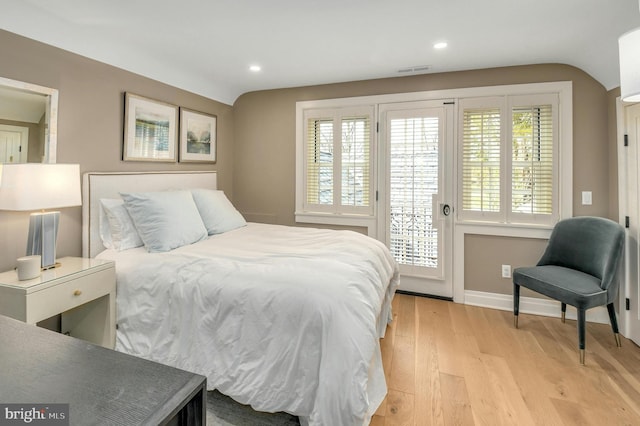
top-left (120, 190), bottom-right (208, 252)
top-left (191, 189), bottom-right (247, 235)
top-left (100, 198), bottom-right (144, 251)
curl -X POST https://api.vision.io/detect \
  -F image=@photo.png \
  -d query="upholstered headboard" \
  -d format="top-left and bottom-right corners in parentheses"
top-left (82, 171), bottom-right (217, 258)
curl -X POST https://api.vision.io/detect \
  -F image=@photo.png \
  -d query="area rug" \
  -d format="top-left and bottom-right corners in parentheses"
top-left (206, 390), bottom-right (301, 426)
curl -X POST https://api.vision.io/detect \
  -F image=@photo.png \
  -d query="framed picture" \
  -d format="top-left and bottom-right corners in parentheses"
top-left (179, 108), bottom-right (217, 163)
top-left (123, 93), bottom-right (178, 162)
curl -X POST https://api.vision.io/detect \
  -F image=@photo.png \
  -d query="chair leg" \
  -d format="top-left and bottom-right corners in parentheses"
top-left (513, 283), bottom-right (520, 328)
top-left (577, 308), bottom-right (586, 365)
top-left (561, 303), bottom-right (567, 323)
top-left (606, 303), bottom-right (622, 347)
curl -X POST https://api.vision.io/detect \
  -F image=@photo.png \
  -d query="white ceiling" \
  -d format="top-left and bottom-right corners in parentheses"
top-left (1, 0), bottom-right (639, 105)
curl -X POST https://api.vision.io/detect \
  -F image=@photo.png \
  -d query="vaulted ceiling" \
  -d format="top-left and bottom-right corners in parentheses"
top-left (1, 0), bottom-right (639, 105)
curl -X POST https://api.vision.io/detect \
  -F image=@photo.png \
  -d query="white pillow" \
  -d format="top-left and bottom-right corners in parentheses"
top-left (100, 199), bottom-right (144, 251)
top-left (99, 202), bottom-right (114, 249)
top-left (120, 190), bottom-right (208, 252)
top-left (191, 189), bottom-right (247, 235)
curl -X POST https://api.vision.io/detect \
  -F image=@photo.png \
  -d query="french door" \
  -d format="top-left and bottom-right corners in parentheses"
top-left (621, 102), bottom-right (640, 346)
top-left (378, 100), bottom-right (454, 298)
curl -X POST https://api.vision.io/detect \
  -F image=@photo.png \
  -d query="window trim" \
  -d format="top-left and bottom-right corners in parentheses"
top-left (457, 92), bottom-right (561, 226)
top-left (302, 106), bottom-right (375, 216)
top-left (296, 100), bottom-right (379, 226)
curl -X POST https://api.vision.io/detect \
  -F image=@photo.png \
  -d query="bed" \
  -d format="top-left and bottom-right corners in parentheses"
top-left (82, 171), bottom-right (399, 426)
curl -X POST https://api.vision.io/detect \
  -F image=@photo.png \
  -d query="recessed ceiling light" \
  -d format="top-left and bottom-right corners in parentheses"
top-left (249, 65), bottom-right (261, 72)
top-left (434, 42), bottom-right (448, 49)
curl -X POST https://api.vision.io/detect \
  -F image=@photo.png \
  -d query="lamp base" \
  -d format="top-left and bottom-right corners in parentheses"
top-left (26, 211), bottom-right (59, 269)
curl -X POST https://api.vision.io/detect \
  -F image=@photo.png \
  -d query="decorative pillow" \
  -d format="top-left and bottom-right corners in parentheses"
top-left (191, 189), bottom-right (247, 235)
top-left (120, 190), bottom-right (208, 252)
top-left (100, 199), bottom-right (144, 251)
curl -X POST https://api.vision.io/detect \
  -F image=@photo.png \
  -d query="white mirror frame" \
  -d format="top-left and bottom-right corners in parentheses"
top-left (0, 76), bottom-right (58, 163)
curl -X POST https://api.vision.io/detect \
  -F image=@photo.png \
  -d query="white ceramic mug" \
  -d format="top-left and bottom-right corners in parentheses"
top-left (17, 255), bottom-right (41, 281)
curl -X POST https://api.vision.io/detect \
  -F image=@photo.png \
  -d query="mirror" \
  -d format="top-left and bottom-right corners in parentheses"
top-left (0, 76), bottom-right (57, 163)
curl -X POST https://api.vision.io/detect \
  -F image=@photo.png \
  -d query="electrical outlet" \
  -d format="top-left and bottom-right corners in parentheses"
top-left (501, 264), bottom-right (511, 278)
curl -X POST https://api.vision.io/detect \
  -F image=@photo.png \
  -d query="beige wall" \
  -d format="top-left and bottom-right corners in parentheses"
top-left (233, 64), bottom-right (613, 294)
top-left (464, 235), bottom-right (548, 295)
top-left (0, 30), bottom-right (233, 271)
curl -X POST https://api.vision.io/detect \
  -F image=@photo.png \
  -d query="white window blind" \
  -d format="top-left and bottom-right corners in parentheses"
top-left (303, 106), bottom-right (374, 215)
top-left (341, 117), bottom-right (370, 207)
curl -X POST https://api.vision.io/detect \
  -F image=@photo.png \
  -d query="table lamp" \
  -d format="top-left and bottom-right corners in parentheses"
top-left (0, 163), bottom-right (81, 269)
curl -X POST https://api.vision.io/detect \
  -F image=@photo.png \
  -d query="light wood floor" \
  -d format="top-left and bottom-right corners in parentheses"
top-left (372, 294), bottom-right (640, 426)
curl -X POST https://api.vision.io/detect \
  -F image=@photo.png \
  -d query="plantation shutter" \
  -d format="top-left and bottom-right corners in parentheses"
top-left (509, 94), bottom-right (557, 224)
top-left (305, 117), bottom-right (333, 206)
top-left (511, 105), bottom-right (553, 214)
top-left (341, 116), bottom-right (370, 207)
top-left (460, 101), bottom-right (502, 220)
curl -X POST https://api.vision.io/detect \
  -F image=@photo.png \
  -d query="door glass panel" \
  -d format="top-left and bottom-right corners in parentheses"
top-left (389, 116), bottom-right (440, 270)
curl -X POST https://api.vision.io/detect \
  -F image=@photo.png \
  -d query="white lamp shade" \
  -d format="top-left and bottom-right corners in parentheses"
top-left (619, 27), bottom-right (640, 102)
top-left (0, 163), bottom-right (81, 211)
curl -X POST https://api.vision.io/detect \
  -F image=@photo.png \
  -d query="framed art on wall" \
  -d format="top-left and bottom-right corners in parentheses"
top-left (179, 108), bottom-right (217, 163)
top-left (123, 93), bottom-right (178, 162)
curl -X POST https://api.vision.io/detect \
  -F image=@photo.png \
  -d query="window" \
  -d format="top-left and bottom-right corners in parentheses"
top-left (458, 93), bottom-right (559, 226)
top-left (302, 106), bottom-right (374, 216)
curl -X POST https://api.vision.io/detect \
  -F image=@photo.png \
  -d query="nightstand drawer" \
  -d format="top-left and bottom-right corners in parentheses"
top-left (27, 267), bottom-right (115, 324)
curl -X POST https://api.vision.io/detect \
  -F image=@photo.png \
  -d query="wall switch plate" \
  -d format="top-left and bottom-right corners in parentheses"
top-left (582, 191), bottom-right (592, 205)
top-left (501, 264), bottom-right (511, 278)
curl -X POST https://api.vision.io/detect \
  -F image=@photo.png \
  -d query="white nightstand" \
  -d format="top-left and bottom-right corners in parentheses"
top-left (0, 257), bottom-right (116, 348)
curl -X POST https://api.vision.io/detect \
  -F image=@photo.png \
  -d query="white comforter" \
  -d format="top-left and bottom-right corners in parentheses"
top-left (97, 223), bottom-right (399, 426)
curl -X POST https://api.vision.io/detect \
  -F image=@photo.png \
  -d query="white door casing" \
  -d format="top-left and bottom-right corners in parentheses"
top-left (378, 100), bottom-right (454, 298)
top-left (619, 101), bottom-right (640, 346)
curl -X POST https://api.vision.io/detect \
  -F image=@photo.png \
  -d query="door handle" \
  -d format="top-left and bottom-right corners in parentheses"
top-left (442, 204), bottom-right (452, 216)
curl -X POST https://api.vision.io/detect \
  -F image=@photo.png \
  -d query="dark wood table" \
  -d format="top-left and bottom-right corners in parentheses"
top-left (0, 314), bottom-right (206, 425)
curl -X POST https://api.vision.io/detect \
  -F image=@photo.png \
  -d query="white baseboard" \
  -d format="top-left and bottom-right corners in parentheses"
top-left (464, 290), bottom-right (611, 325)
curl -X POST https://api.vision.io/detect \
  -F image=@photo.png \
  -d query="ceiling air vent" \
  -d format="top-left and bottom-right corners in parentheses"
top-left (397, 65), bottom-right (431, 74)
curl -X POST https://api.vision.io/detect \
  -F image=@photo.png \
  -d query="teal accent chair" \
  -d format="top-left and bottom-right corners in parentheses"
top-left (512, 216), bottom-right (625, 364)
